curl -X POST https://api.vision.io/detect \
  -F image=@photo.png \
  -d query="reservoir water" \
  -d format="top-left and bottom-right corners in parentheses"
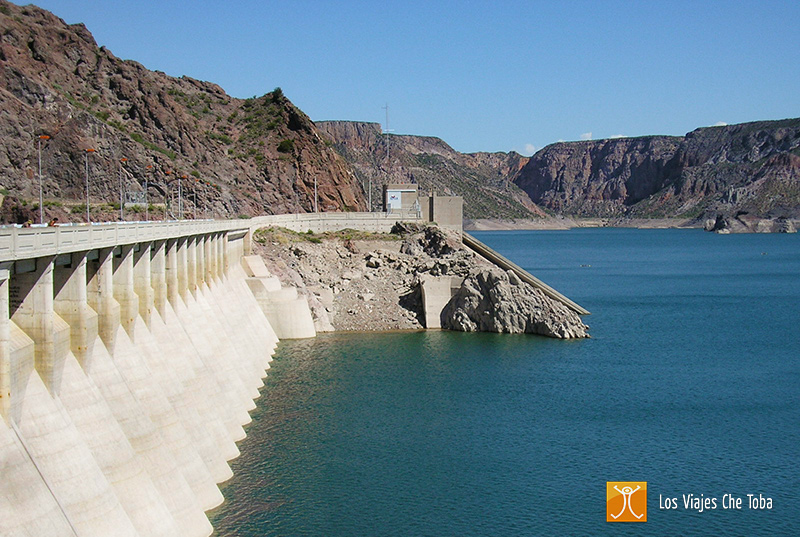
top-left (210, 228), bottom-right (800, 536)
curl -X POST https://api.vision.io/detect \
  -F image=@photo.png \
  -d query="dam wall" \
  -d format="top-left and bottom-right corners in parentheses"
top-left (0, 212), bottom-right (585, 536)
top-left (0, 221), bottom-right (286, 537)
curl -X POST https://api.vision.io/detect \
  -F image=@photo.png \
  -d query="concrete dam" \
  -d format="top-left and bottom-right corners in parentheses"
top-left (0, 219), bottom-right (317, 537)
top-left (0, 212), bottom-right (587, 536)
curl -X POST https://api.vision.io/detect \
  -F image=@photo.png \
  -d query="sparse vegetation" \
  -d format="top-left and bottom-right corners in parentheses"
top-left (206, 131), bottom-right (233, 144)
top-left (277, 139), bottom-right (294, 153)
top-left (253, 226), bottom-right (396, 246)
top-left (129, 132), bottom-right (177, 160)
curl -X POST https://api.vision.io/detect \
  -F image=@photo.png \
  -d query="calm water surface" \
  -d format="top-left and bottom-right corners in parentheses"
top-left (211, 229), bottom-right (800, 536)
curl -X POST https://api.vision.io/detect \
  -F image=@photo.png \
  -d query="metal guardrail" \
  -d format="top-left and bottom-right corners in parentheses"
top-left (462, 232), bottom-right (590, 315)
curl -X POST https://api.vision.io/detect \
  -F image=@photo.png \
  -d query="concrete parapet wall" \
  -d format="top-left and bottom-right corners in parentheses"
top-left (246, 212), bottom-right (424, 234)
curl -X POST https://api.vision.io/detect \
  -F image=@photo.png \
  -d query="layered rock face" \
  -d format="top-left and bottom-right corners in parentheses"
top-left (514, 136), bottom-right (682, 216)
top-left (0, 0), bottom-right (365, 223)
top-left (662, 121), bottom-right (800, 222)
top-left (316, 121), bottom-right (540, 219)
top-left (514, 119), bottom-right (800, 223)
top-left (441, 269), bottom-right (589, 339)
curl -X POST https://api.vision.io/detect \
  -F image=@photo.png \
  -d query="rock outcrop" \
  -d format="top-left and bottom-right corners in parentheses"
top-left (254, 224), bottom-right (588, 339)
top-left (0, 0), bottom-right (365, 223)
top-left (441, 269), bottom-right (589, 339)
top-left (703, 213), bottom-right (797, 234)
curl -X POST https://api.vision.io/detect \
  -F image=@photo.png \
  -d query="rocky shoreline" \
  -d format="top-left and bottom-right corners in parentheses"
top-left (466, 215), bottom-right (799, 234)
top-left (253, 224), bottom-right (588, 339)
top-left (703, 214), bottom-right (798, 234)
top-left (464, 217), bottom-right (699, 231)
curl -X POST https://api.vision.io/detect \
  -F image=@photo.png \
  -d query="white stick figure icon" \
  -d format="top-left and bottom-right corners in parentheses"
top-left (610, 485), bottom-right (644, 519)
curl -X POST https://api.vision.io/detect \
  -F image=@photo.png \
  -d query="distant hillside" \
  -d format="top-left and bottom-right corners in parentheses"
top-left (316, 121), bottom-right (541, 220)
top-left (0, 0), bottom-right (365, 223)
top-left (515, 119), bottom-right (800, 222)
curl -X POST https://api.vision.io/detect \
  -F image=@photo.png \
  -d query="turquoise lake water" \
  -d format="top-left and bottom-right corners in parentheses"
top-left (210, 228), bottom-right (800, 536)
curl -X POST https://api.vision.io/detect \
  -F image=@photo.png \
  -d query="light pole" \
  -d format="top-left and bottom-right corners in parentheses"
top-left (145, 165), bottom-right (152, 221)
top-left (202, 181), bottom-right (207, 219)
top-left (119, 157), bottom-right (127, 221)
top-left (180, 175), bottom-right (187, 219)
top-left (164, 170), bottom-right (172, 220)
top-left (38, 135), bottom-right (50, 224)
top-left (212, 183), bottom-right (218, 219)
top-left (314, 176), bottom-right (318, 213)
top-left (84, 148), bottom-right (95, 223)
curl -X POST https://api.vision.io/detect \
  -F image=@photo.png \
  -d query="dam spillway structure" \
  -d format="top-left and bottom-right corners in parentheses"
top-left (0, 220), bottom-right (308, 537)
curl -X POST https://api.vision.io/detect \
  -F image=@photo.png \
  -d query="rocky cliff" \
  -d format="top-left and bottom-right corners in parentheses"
top-left (514, 119), bottom-right (800, 225)
top-left (316, 121), bottom-right (541, 220)
top-left (514, 136), bottom-right (682, 217)
top-left (0, 0), bottom-right (365, 223)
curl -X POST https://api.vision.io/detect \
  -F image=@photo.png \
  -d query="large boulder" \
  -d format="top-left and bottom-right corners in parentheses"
top-left (441, 269), bottom-right (589, 339)
top-left (400, 225), bottom-right (461, 257)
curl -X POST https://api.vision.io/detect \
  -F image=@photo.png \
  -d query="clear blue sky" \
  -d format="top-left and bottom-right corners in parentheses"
top-left (17, 0), bottom-right (800, 155)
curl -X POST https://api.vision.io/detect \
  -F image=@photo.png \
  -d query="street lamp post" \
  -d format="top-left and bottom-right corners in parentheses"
top-left (84, 148), bottom-right (95, 224)
top-left (212, 183), bottom-right (218, 219)
top-left (145, 165), bottom-right (152, 221)
top-left (119, 157), bottom-right (127, 221)
top-left (38, 135), bottom-right (50, 224)
top-left (314, 176), bottom-right (318, 213)
top-left (202, 181), bottom-right (207, 219)
top-left (164, 170), bottom-right (172, 220)
top-left (180, 175), bottom-right (187, 219)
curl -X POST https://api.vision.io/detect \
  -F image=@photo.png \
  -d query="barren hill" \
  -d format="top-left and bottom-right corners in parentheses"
top-left (0, 0), bottom-right (365, 223)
